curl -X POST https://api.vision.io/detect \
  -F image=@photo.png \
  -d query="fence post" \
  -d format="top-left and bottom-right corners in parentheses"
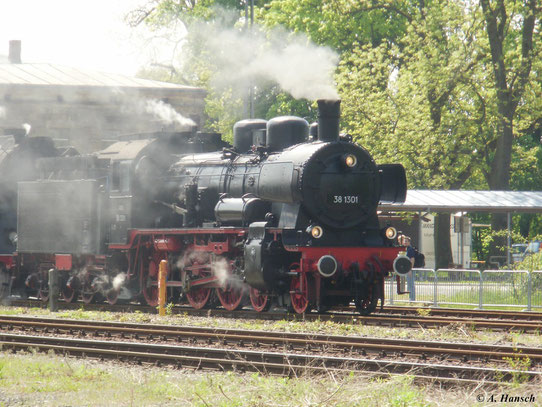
top-left (433, 269), bottom-right (438, 307)
top-left (389, 274), bottom-right (395, 305)
top-left (478, 270), bottom-right (483, 310)
top-left (527, 271), bottom-right (532, 312)
top-left (48, 268), bottom-right (59, 312)
top-left (408, 270), bottom-right (416, 302)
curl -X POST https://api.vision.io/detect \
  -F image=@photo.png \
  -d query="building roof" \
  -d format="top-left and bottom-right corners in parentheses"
top-left (379, 190), bottom-right (542, 213)
top-left (0, 61), bottom-right (203, 93)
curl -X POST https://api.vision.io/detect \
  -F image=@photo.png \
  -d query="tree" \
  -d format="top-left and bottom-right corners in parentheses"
top-left (131, 0), bottom-right (542, 266)
top-left (261, 0), bottom-right (409, 51)
top-left (335, 1), bottom-right (491, 267)
top-left (477, 0), bottom-right (541, 260)
top-left (126, 0), bottom-right (252, 27)
top-left (480, 0), bottom-right (540, 192)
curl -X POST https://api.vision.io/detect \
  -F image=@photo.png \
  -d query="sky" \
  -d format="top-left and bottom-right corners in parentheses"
top-left (0, 0), bottom-right (164, 76)
top-left (0, 1), bottom-right (339, 100)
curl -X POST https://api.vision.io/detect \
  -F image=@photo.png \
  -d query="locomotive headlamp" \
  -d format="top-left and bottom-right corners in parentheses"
top-left (311, 226), bottom-right (324, 239)
top-left (393, 254), bottom-right (412, 276)
top-left (317, 255), bottom-right (338, 278)
top-left (344, 154), bottom-right (357, 168)
top-left (385, 227), bottom-right (397, 240)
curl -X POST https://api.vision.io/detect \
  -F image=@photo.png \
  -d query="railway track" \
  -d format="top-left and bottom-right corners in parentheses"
top-left (381, 306), bottom-right (542, 321)
top-left (0, 315), bottom-right (541, 383)
top-left (6, 332), bottom-right (537, 383)
top-left (5, 299), bottom-right (542, 332)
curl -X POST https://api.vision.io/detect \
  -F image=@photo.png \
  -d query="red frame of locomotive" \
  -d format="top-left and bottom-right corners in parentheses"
top-left (9, 226), bottom-right (401, 312)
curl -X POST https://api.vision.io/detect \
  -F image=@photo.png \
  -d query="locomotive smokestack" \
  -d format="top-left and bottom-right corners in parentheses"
top-left (317, 99), bottom-right (340, 142)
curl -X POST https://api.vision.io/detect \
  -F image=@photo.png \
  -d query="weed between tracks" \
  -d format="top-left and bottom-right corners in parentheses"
top-left (0, 351), bottom-right (539, 406)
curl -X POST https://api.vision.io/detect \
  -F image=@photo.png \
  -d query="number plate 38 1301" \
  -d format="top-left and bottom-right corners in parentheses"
top-left (328, 195), bottom-right (360, 205)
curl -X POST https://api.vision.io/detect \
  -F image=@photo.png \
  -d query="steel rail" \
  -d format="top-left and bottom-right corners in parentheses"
top-left (1, 316), bottom-right (541, 364)
top-left (380, 306), bottom-right (542, 321)
top-left (1, 332), bottom-right (540, 384)
top-left (4, 299), bottom-right (542, 331)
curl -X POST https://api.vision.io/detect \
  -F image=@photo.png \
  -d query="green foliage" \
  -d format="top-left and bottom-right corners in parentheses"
top-left (131, 0), bottom-right (542, 218)
top-left (501, 354), bottom-right (532, 385)
top-left (142, 0), bottom-right (246, 27)
top-left (337, 1), bottom-right (490, 190)
top-left (262, 0), bottom-right (409, 51)
top-left (165, 302), bottom-right (175, 316)
top-left (513, 250), bottom-right (542, 271)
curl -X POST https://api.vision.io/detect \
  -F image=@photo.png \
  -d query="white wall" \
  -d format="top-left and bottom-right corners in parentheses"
top-left (419, 214), bottom-right (471, 269)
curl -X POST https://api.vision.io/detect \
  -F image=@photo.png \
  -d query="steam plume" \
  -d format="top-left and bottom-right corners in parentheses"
top-left (114, 90), bottom-right (196, 131)
top-left (145, 99), bottom-right (196, 128)
top-left (112, 272), bottom-right (127, 291)
top-left (184, 20), bottom-right (339, 100)
top-left (22, 123), bottom-right (31, 136)
top-left (212, 257), bottom-right (230, 286)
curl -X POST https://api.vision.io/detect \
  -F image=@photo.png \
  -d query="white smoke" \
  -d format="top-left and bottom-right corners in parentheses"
top-left (112, 272), bottom-right (127, 291)
top-left (145, 99), bottom-right (196, 128)
top-left (176, 249), bottom-right (210, 271)
top-left (0, 106), bottom-right (5, 119)
top-left (185, 21), bottom-right (339, 100)
top-left (176, 250), bottom-right (244, 291)
top-left (22, 123), bottom-right (32, 136)
top-left (71, 267), bottom-right (127, 295)
top-left (248, 42), bottom-right (340, 100)
top-left (113, 88), bottom-right (196, 130)
top-left (90, 274), bottom-right (110, 293)
top-left (212, 257), bottom-right (230, 286)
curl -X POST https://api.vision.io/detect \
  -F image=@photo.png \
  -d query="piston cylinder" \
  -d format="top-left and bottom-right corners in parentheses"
top-left (215, 196), bottom-right (271, 226)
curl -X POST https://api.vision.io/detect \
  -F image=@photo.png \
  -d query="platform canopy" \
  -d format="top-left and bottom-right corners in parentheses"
top-left (379, 190), bottom-right (542, 214)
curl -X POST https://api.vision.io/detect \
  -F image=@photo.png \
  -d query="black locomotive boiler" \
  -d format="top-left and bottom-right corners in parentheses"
top-left (4, 99), bottom-right (411, 315)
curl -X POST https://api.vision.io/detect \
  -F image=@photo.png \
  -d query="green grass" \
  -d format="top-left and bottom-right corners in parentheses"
top-left (433, 288), bottom-right (541, 308)
top-left (1, 352), bottom-right (540, 406)
top-left (389, 282), bottom-right (542, 309)
top-left (0, 307), bottom-right (541, 405)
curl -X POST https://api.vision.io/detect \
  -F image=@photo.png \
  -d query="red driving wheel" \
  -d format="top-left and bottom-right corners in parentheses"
top-left (37, 270), bottom-right (49, 302)
top-left (289, 264), bottom-right (310, 314)
top-left (61, 275), bottom-right (78, 303)
top-left (249, 288), bottom-right (270, 312)
top-left (216, 282), bottom-right (245, 311)
top-left (184, 253), bottom-right (214, 309)
top-left (105, 288), bottom-right (120, 305)
top-left (81, 275), bottom-right (96, 304)
top-left (141, 251), bottom-right (166, 307)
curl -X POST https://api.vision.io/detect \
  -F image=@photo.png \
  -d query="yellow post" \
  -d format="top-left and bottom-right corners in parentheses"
top-left (158, 259), bottom-right (168, 316)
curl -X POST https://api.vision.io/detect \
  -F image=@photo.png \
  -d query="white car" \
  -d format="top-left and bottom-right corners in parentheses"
top-left (511, 243), bottom-right (528, 262)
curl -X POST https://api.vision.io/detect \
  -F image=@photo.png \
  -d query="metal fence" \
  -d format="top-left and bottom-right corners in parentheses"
top-left (385, 268), bottom-right (542, 310)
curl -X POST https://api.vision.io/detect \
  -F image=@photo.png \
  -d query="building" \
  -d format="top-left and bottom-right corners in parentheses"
top-left (0, 40), bottom-right (206, 152)
top-left (379, 189), bottom-right (542, 269)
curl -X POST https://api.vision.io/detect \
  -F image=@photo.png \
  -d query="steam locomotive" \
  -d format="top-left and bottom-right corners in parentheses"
top-left (0, 99), bottom-right (411, 315)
